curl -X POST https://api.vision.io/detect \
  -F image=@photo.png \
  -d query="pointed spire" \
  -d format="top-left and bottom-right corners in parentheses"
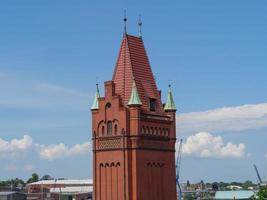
top-left (124, 10), bottom-right (127, 34)
top-left (128, 78), bottom-right (142, 106)
top-left (91, 83), bottom-right (100, 110)
top-left (138, 14), bottom-right (142, 38)
top-left (164, 84), bottom-right (176, 111)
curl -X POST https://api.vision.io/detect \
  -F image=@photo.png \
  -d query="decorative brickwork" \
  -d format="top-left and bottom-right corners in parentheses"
top-left (98, 138), bottom-right (122, 150)
top-left (92, 33), bottom-right (177, 200)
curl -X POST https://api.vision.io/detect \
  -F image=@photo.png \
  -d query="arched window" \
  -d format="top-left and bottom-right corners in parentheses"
top-left (105, 102), bottom-right (111, 108)
top-left (149, 98), bottom-right (156, 112)
top-left (163, 128), bottom-right (166, 136)
top-left (151, 127), bottom-right (154, 134)
top-left (155, 128), bottom-right (158, 135)
top-left (107, 121), bottom-right (112, 135)
top-left (146, 126), bottom-right (150, 134)
top-left (159, 128), bottom-right (162, 135)
top-left (114, 124), bottom-right (118, 135)
top-left (141, 126), bottom-right (145, 134)
top-left (102, 126), bottom-right (105, 136)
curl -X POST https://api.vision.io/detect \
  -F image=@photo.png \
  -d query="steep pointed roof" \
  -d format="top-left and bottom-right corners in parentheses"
top-left (112, 34), bottom-right (164, 112)
top-left (91, 84), bottom-right (100, 110)
top-left (164, 85), bottom-right (176, 111)
top-left (128, 79), bottom-right (142, 106)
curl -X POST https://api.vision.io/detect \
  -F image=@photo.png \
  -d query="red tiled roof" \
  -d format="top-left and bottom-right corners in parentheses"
top-left (112, 34), bottom-right (164, 113)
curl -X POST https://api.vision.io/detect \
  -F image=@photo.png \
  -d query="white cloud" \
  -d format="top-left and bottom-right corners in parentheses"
top-left (0, 135), bottom-right (33, 158)
top-left (182, 132), bottom-right (246, 158)
top-left (177, 103), bottom-right (267, 135)
top-left (0, 134), bottom-right (90, 161)
top-left (39, 141), bottom-right (91, 161)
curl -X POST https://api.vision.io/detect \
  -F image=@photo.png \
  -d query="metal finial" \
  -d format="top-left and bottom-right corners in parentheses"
top-left (168, 80), bottom-right (172, 88)
top-left (96, 77), bottom-right (99, 93)
top-left (96, 83), bottom-right (99, 92)
top-left (124, 10), bottom-right (127, 34)
top-left (138, 14), bottom-right (142, 37)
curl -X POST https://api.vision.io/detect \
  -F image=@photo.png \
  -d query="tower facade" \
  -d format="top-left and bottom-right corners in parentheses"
top-left (91, 33), bottom-right (177, 200)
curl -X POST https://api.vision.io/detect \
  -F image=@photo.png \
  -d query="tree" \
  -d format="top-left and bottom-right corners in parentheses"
top-left (243, 180), bottom-right (254, 189)
top-left (251, 186), bottom-right (267, 200)
top-left (40, 174), bottom-right (53, 180)
top-left (212, 182), bottom-right (219, 191)
top-left (27, 173), bottom-right (39, 183)
top-left (187, 180), bottom-right (190, 187)
top-left (0, 178), bottom-right (25, 187)
top-left (32, 173), bottom-right (39, 182)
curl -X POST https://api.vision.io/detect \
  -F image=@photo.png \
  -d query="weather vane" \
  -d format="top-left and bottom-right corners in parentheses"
top-left (138, 14), bottom-right (142, 37)
top-left (124, 10), bottom-right (127, 34)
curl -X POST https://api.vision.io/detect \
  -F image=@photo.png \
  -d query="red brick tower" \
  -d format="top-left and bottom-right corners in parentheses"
top-left (91, 24), bottom-right (177, 200)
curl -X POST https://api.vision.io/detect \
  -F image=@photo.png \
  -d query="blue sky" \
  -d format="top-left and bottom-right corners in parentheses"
top-left (0, 0), bottom-right (267, 183)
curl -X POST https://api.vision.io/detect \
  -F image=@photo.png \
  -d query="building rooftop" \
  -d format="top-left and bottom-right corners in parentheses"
top-left (28, 179), bottom-right (93, 186)
top-left (50, 186), bottom-right (93, 194)
top-left (215, 190), bottom-right (255, 199)
top-left (113, 34), bottom-right (164, 113)
top-left (0, 191), bottom-right (18, 196)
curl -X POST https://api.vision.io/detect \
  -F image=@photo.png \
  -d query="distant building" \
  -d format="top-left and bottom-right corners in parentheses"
top-left (215, 191), bottom-right (255, 200)
top-left (0, 191), bottom-right (26, 200)
top-left (26, 179), bottom-right (92, 200)
top-left (226, 185), bottom-right (243, 190)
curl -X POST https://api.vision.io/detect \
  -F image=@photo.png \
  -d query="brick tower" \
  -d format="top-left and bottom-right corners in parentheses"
top-left (91, 22), bottom-right (177, 200)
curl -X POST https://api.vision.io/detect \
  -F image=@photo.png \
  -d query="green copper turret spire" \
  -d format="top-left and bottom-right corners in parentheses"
top-left (164, 84), bottom-right (176, 111)
top-left (128, 79), bottom-right (142, 106)
top-left (91, 83), bottom-right (100, 110)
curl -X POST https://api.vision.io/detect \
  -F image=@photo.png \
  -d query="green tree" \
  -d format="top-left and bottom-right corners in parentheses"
top-left (41, 174), bottom-right (53, 180)
top-left (0, 178), bottom-right (25, 187)
top-left (212, 182), bottom-right (219, 191)
top-left (251, 186), bottom-right (267, 200)
top-left (32, 173), bottom-right (39, 182)
top-left (243, 180), bottom-right (254, 189)
top-left (27, 173), bottom-right (39, 183)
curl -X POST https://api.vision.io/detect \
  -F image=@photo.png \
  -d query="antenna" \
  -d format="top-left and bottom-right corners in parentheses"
top-left (138, 14), bottom-right (142, 37)
top-left (124, 10), bottom-right (127, 34)
top-left (96, 77), bottom-right (99, 92)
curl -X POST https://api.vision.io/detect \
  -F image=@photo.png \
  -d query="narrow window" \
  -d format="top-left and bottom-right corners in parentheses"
top-left (114, 124), bottom-right (118, 135)
top-left (141, 126), bottom-right (145, 134)
top-left (102, 126), bottom-right (105, 135)
top-left (105, 102), bottom-right (111, 108)
top-left (107, 121), bottom-right (112, 135)
top-left (163, 128), bottom-right (166, 136)
top-left (149, 98), bottom-right (156, 112)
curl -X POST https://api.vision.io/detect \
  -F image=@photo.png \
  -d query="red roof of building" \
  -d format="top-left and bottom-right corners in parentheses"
top-left (112, 34), bottom-right (164, 113)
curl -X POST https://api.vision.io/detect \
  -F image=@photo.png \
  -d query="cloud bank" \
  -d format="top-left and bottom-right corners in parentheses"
top-left (177, 103), bottom-right (267, 135)
top-left (0, 135), bottom-right (90, 161)
top-left (0, 135), bottom-right (33, 158)
top-left (39, 142), bottom-right (91, 161)
top-left (182, 132), bottom-right (246, 158)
